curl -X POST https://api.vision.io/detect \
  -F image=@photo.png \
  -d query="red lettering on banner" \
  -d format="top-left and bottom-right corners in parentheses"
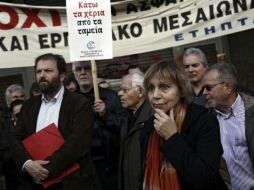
top-left (49, 10), bottom-right (61, 26)
top-left (20, 8), bottom-right (46, 28)
top-left (0, 6), bottom-right (19, 30)
top-left (0, 6), bottom-right (62, 30)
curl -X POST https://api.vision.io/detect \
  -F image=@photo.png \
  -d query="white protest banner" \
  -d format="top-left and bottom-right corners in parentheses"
top-left (66, 0), bottom-right (112, 61)
top-left (1, 0), bottom-right (254, 68)
top-left (111, 0), bottom-right (254, 56)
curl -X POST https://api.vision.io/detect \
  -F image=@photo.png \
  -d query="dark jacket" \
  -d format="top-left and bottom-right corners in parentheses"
top-left (0, 111), bottom-right (21, 177)
top-left (241, 93), bottom-right (254, 168)
top-left (80, 87), bottom-right (125, 170)
top-left (10, 90), bottom-right (101, 190)
top-left (141, 103), bottom-right (228, 190)
top-left (119, 100), bottom-right (153, 190)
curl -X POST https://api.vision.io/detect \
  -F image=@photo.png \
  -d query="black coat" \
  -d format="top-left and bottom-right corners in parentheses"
top-left (79, 87), bottom-right (126, 169)
top-left (141, 103), bottom-right (228, 190)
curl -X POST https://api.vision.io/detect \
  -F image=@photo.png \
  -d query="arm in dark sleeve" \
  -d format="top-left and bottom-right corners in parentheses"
top-left (10, 102), bottom-right (34, 171)
top-left (44, 98), bottom-right (94, 178)
top-left (160, 114), bottom-right (222, 189)
top-left (99, 90), bottom-right (126, 133)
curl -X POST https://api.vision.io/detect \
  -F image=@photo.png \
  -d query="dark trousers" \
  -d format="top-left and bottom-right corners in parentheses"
top-left (94, 161), bottom-right (118, 190)
top-left (4, 173), bottom-right (23, 190)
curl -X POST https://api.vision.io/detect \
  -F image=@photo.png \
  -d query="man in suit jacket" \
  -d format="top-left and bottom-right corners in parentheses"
top-left (10, 53), bottom-right (101, 190)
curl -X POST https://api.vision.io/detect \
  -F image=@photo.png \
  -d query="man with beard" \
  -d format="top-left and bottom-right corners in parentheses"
top-left (183, 48), bottom-right (208, 106)
top-left (10, 53), bottom-right (101, 190)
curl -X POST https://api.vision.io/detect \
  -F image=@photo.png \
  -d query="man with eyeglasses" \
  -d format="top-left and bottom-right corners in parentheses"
top-left (118, 72), bottom-right (153, 190)
top-left (202, 62), bottom-right (254, 190)
top-left (183, 48), bottom-right (208, 106)
top-left (72, 61), bottom-right (125, 190)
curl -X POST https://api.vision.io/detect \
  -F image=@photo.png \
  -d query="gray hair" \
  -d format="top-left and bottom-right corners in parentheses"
top-left (131, 71), bottom-right (145, 88)
top-left (5, 84), bottom-right (25, 106)
top-left (183, 48), bottom-right (208, 67)
top-left (207, 62), bottom-right (238, 90)
top-left (72, 61), bottom-right (90, 71)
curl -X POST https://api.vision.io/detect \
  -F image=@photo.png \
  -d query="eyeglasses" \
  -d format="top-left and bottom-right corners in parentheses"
top-left (74, 66), bottom-right (91, 72)
top-left (203, 82), bottom-right (224, 91)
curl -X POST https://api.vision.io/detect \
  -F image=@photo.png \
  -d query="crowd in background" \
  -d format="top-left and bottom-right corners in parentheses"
top-left (0, 48), bottom-right (253, 190)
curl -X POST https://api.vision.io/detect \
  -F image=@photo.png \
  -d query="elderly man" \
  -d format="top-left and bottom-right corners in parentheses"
top-left (203, 62), bottom-right (254, 190)
top-left (72, 61), bottom-right (125, 190)
top-left (118, 72), bottom-right (153, 190)
top-left (183, 48), bottom-right (208, 106)
top-left (5, 84), bottom-right (26, 108)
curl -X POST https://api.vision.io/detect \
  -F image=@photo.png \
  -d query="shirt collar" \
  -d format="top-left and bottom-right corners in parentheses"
top-left (215, 93), bottom-right (243, 118)
top-left (41, 85), bottom-right (65, 103)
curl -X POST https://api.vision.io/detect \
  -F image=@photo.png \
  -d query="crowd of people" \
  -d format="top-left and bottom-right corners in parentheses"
top-left (0, 48), bottom-right (253, 190)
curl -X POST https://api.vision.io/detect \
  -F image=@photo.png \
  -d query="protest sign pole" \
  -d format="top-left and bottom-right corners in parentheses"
top-left (91, 60), bottom-right (100, 100)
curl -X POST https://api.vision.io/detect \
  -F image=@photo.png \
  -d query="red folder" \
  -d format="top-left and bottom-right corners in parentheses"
top-left (22, 123), bottom-right (80, 188)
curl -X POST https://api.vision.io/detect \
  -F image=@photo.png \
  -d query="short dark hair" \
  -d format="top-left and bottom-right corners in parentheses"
top-left (29, 82), bottom-right (41, 97)
top-left (63, 73), bottom-right (79, 87)
top-left (35, 53), bottom-right (66, 74)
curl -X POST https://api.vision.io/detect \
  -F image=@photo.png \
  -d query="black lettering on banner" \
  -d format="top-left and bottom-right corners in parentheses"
top-left (111, 6), bottom-right (117, 16)
top-left (0, 37), bottom-right (8, 51)
top-left (0, 36), bottom-right (28, 51)
top-left (10, 36), bottom-right (22, 51)
top-left (38, 34), bottom-right (50, 49)
top-left (126, 3), bottom-right (138, 14)
top-left (165, 0), bottom-right (177, 6)
top-left (181, 11), bottom-right (192, 26)
top-left (38, 33), bottom-right (68, 48)
top-left (23, 35), bottom-right (28, 50)
top-left (153, 17), bottom-right (168, 33)
top-left (217, 1), bottom-right (232, 17)
top-left (151, 0), bottom-right (164, 8)
top-left (130, 22), bottom-right (142, 37)
top-left (196, 8), bottom-right (208, 23)
top-left (63, 32), bottom-right (68, 46)
top-left (169, 14), bottom-right (179, 29)
top-left (233, 0), bottom-right (247, 13)
top-left (51, 33), bottom-right (61, 48)
top-left (251, 0), bottom-right (254, 8)
top-left (209, 5), bottom-right (215, 19)
top-left (118, 24), bottom-right (130, 39)
top-left (140, 1), bottom-right (151, 11)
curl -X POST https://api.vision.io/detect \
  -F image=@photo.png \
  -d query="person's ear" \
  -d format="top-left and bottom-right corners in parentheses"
top-left (224, 81), bottom-right (232, 95)
top-left (137, 86), bottom-right (144, 98)
top-left (60, 72), bottom-right (66, 82)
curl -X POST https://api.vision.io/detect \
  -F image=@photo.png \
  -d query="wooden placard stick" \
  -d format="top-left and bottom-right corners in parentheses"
top-left (91, 60), bottom-right (100, 100)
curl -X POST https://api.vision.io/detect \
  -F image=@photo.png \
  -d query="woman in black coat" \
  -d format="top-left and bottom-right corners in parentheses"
top-left (140, 61), bottom-right (227, 190)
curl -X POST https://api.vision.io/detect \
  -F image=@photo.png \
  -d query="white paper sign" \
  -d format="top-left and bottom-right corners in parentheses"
top-left (66, 0), bottom-right (113, 61)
